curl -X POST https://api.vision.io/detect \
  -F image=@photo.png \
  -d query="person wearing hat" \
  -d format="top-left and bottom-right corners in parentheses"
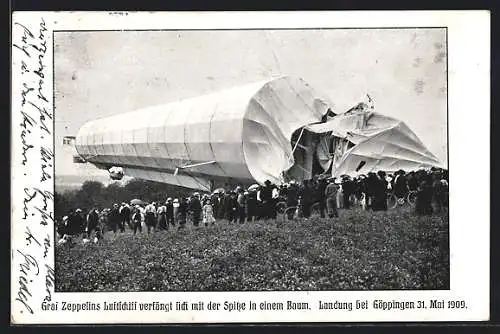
top-left (144, 202), bottom-right (157, 234)
top-left (131, 205), bottom-right (143, 235)
top-left (119, 202), bottom-right (131, 231)
top-left (236, 187), bottom-right (247, 224)
top-left (85, 207), bottom-right (100, 239)
top-left (363, 172), bottom-right (376, 210)
top-left (224, 191), bottom-right (238, 223)
top-left (246, 187), bottom-right (258, 223)
top-left (157, 201), bottom-right (168, 231)
top-left (173, 198), bottom-right (180, 225)
top-left (260, 180), bottom-right (276, 220)
top-left (407, 171), bottom-right (418, 192)
top-left (57, 214), bottom-right (70, 240)
top-left (431, 171), bottom-right (446, 213)
top-left (393, 169), bottom-right (409, 200)
top-left (165, 198), bottom-right (175, 227)
top-left (278, 184), bottom-right (288, 199)
top-left (286, 180), bottom-right (299, 220)
top-left (299, 179), bottom-right (315, 219)
top-left (177, 197), bottom-right (188, 229)
top-left (72, 208), bottom-right (86, 235)
top-left (325, 177), bottom-right (340, 218)
top-left (371, 171), bottom-right (388, 211)
top-left (341, 175), bottom-right (354, 210)
top-left (415, 174), bottom-right (433, 215)
top-left (210, 192), bottom-right (221, 220)
top-left (108, 203), bottom-right (121, 233)
top-left (64, 209), bottom-right (77, 236)
top-left (316, 175), bottom-right (328, 218)
top-left (189, 192), bottom-right (202, 228)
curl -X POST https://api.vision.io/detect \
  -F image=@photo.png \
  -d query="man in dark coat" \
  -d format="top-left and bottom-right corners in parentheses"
top-left (109, 203), bottom-right (122, 233)
top-left (85, 208), bottom-right (100, 238)
top-left (120, 203), bottom-right (131, 231)
top-left (407, 171), bottom-right (418, 191)
top-left (325, 178), bottom-right (340, 218)
top-left (177, 197), bottom-right (188, 229)
top-left (144, 202), bottom-right (157, 234)
top-left (157, 203), bottom-right (168, 231)
top-left (373, 172), bottom-right (388, 211)
top-left (416, 175), bottom-right (434, 215)
top-left (131, 207), bottom-right (142, 234)
top-left (432, 172), bottom-right (446, 213)
top-left (394, 170), bottom-right (409, 199)
top-left (236, 187), bottom-right (246, 224)
top-left (210, 194), bottom-right (220, 219)
top-left (57, 211), bottom-right (72, 238)
top-left (286, 181), bottom-right (299, 220)
top-left (246, 189), bottom-right (258, 223)
top-left (260, 180), bottom-right (275, 219)
top-left (70, 208), bottom-right (85, 235)
top-left (354, 176), bottom-right (366, 204)
top-left (216, 193), bottom-right (226, 219)
top-left (341, 176), bottom-right (353, 210)
top-left (278, 184), bottom-right (288, 200)
top-left (189, 193), bottom-right (202, 227)
top-left (165, 198), bottom-right (175, 226)
top-left (299, 180), bottom-right (314, 219)
top-left (224, 192), bottom-right (238, 223)
top-left (365, 173), bottom-right (378, 210)
top-left (316, 175), bottom-right (328, 218)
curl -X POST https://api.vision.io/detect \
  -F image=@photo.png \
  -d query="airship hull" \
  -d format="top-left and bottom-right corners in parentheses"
top-left (75, 76), bottom-right (332, 191)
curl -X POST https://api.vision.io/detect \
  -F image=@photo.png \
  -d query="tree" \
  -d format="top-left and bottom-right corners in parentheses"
top-left (81, 181), bottom-right (104, 195)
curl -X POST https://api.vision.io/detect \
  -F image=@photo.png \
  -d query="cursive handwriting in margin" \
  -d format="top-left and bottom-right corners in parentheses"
top-left (13, 16), bottom-right (54, 317)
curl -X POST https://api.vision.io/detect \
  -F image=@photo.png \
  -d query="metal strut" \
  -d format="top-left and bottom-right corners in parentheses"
top-left (290, 127), bottom-right (306, 161)
top-left (174, 160), bottom-right (217, 176)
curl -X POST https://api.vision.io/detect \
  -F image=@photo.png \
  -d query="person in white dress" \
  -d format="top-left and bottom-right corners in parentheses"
top-left (202, 199), bottom-right (216, 227)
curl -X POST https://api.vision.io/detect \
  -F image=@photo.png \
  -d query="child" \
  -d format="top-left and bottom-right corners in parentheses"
top-left (202, 199), bottom-right (216, 227)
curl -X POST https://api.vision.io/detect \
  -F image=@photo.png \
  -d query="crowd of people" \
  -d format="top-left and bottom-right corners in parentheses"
top-left (57, 167), bottom-right (448, 243)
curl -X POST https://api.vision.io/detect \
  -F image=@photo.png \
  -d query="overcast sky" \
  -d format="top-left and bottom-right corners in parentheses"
top-left (54, 29), bottom-right (447, 177)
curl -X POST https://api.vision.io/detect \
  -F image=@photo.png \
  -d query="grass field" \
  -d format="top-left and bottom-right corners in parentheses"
top-left (55, 207), bottom-right (449, 292)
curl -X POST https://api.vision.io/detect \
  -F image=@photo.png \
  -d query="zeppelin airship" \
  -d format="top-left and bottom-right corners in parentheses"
top-left (68, 76), bottom-right (443, 192)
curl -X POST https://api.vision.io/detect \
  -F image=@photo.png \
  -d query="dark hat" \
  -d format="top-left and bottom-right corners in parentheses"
top-left (264, 180), bottom-right (272, 185)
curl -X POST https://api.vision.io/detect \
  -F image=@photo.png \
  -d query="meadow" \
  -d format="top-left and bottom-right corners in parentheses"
top-left (55, 207), bottom-right (449, 292)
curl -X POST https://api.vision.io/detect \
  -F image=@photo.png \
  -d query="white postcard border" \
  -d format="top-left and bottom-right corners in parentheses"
top-left (11, 11), bottom-right (490, 324)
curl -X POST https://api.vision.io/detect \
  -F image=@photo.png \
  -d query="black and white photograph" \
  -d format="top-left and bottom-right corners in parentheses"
top-left (11, 11), bottom-right (489, 324)
top-left (53, 28), bottom-right (449, 292)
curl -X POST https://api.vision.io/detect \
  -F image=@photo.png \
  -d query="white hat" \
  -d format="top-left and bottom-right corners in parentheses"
top-left (173, 198), bottom-right (179, 203)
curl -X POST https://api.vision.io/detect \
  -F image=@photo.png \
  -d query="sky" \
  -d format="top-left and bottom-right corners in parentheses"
top-left (54, 28), bottom-right (447, 178)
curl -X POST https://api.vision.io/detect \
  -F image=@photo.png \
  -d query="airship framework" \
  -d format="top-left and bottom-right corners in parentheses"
top-left (68, 76), bottom-right (443, 192)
